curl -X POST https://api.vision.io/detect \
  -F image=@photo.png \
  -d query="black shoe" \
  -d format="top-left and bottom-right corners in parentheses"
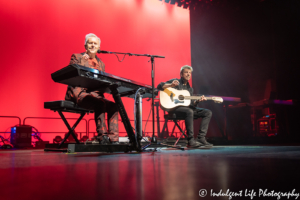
top-left (187, 138), bottom-right (201, 148)
top-left (111, 141), bottom-right (120, 145)
top-left (100, 135), bottom-right (111, 145)
top-left (197, 137), bottom-right (213, 147)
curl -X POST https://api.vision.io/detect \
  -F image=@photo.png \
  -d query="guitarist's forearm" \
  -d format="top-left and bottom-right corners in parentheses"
top-left (162, 84), bottom-right (173, 89)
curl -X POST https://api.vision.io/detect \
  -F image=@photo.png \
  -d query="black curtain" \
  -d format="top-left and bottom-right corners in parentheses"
top-left (190, 0), bottom-right (300, 140)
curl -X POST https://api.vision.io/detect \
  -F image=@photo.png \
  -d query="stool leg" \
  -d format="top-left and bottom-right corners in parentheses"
top-left (171, 124), bottom-right (177, 137)
top-left (161, 119), bottom-right (169, 138)
top-left (173, 120), bottom-right (187, 146)
top-left (58, 111), bottom-right (85, 148)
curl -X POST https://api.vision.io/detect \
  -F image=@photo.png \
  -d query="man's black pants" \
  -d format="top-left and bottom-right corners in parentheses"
top-left (170, 106), bottom-right (212, 140)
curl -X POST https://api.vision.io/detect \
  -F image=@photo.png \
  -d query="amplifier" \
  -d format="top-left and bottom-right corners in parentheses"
top-left (257, 114), bottom-right (278, 137)
top-left (11, 125), bottom-right (32, 148)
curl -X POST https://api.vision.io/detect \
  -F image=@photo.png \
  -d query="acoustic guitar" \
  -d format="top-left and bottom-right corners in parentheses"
top-left (160, 88), bottom-right (223, 111)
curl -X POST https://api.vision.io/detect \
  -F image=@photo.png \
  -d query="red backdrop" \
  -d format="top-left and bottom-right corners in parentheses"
top-left (0, 0), bottom-right (190, 141)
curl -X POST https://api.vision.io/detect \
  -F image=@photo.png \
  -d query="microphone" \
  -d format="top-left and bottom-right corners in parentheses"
top-left (97, 50), bottom-right (112, 54)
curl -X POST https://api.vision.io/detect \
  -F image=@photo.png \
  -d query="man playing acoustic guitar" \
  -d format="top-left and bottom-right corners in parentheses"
top-left (157, 65), bottom-right (213, 148)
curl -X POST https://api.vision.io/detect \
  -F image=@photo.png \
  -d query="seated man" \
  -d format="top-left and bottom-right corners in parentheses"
top-left (65, 33), bottom-right (119, 144)
top-left (157, 65), bottom-right (213, 148)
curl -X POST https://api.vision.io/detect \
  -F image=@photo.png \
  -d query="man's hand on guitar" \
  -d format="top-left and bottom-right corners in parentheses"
top-left (162, 80), bottom-right (179, 89)
top-left (194, 95), bottom-right (207, 105)
top-left (200, 95), bottom-right (207, 101)
top-left (171, 80), bottom-right (179, 87)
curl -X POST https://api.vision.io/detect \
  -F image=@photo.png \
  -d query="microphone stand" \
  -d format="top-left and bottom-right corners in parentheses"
top-left (99, 50), bottom-right (184, 151)
top-left (143, 55), bottom-right (184, 151)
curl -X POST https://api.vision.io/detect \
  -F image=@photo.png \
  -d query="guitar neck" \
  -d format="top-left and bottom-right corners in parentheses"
top-left (185, 96), bottom-right (214, 100)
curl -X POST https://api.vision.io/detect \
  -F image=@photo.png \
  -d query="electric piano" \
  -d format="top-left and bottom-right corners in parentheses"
top-left (51, 64), bottom-right (157, 151)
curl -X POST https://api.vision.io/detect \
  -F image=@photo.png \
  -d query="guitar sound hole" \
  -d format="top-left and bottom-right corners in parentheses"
top-left (178, 95), bottom-right (184, 100)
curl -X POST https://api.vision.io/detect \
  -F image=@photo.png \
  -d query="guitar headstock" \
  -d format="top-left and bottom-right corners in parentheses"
top-left (212, 97), bottom-right (223, 103)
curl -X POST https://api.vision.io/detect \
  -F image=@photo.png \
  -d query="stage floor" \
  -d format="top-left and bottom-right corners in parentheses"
top-left (1, 145), bottom-right (300, 200)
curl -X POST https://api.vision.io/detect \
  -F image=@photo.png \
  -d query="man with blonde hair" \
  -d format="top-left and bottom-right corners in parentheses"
top-left (157, 65), bottom-right (213, 148)
top-left (65, 33), bottom-right (119, 144)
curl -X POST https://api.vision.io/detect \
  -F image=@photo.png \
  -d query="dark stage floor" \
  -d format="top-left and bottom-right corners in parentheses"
top-left (1, 145), bottom-right (300, 200)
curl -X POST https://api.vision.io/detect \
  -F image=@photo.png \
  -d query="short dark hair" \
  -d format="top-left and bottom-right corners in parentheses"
top-left (180, 65), bottom-right (193, 74)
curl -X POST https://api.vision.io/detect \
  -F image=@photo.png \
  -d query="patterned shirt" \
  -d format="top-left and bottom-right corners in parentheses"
top-left (65, 53), bottom-right (105, 104)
